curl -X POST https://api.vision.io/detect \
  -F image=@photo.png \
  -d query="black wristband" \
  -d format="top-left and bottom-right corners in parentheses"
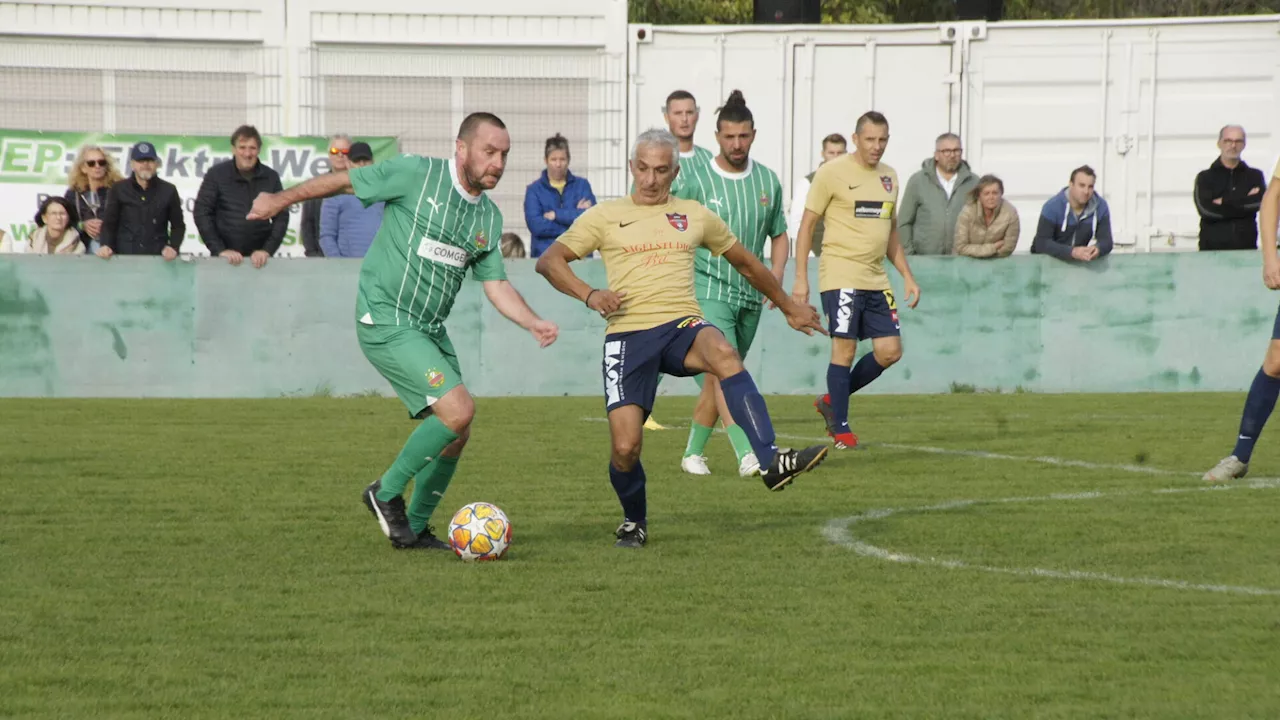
top-left (584, 289), bottom-right (598, 306)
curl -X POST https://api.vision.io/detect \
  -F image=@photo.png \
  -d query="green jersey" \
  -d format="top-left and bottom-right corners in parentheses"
top-left (677, 157), bottom-right (787, 309)
top-left (349, 154), bottom-right (507, 334)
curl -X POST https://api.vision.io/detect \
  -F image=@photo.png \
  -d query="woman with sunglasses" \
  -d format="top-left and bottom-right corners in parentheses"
top-left (64, 145), bottom-right (123, 254)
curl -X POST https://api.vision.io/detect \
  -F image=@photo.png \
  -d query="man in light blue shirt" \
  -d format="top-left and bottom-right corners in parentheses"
top-left (320, 142), bottom-right (384, 258)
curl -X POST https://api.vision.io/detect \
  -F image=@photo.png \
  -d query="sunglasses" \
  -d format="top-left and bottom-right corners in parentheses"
top-left (84, 159), bottom-right (106, 167)
top-left (329, 147), bottom-right (349, 155)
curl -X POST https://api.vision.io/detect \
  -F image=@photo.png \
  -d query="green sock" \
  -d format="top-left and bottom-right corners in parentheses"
top-left (685, 422), bottom-right (713, 457)
top-left (693, 373), bottom-right (705, 389)
top-left (376, 416), bottom-right (460, 502)
top-left (726, 424), bottom-right (754, 462)
top-left (408, 455), bottom-right (459, 535)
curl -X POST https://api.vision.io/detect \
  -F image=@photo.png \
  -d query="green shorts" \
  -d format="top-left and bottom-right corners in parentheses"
top-left (357, 323), bottom-right (463, 419)
top-left (698, 299), bottom-right (762, 355)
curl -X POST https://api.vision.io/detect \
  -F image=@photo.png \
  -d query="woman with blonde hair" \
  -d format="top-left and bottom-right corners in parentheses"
top-left (64, 144), bottom-right (124, 253)
top-left (954, 174), bottom-right (1020, 258)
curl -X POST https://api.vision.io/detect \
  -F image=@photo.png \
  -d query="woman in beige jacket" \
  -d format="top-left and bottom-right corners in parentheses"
top-left (28, 196), bottom-right (83, 254)
top-left (954, 174), bottom-right (1019, 258)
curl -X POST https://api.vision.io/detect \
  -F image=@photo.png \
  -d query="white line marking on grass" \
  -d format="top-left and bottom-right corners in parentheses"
top-left (578, 417), bottom-right (1194, 478)
top-left (824, 479), bottom-right (1280, 597)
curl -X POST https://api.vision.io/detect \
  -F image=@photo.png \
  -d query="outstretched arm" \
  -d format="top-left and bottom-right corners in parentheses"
top-left (482, 279), bottom-right (558, 348)
top-left (248, 171), bottom-right (353, 221)
top-left (1261, 178), bottom-right (1280, 289)
top-left (723, 242), bottom-right (825, 336)
top-left (535, 241), bottom-right (626, 317)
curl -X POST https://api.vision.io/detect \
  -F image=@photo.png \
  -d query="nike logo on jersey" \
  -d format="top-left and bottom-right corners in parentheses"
top-left (848, 184), bottom-right (862, 190)
top-left (619, 220), bottom-right (639, 228)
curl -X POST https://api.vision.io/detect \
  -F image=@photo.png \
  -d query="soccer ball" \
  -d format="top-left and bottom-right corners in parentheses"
top-left (448, 502), bottom-right (512, 561)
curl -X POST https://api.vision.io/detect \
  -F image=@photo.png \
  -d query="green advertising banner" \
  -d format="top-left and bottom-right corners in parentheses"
top-left (0, 130), bottom-right (399, 257)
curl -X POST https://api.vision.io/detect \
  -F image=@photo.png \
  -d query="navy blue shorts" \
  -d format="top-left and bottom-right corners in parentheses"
top-left (602, 315), bottom-right (719, 415)
top-left (820, 288), bottom-right (901, 340)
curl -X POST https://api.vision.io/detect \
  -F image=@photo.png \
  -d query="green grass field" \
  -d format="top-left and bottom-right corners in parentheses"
top-left (4, 393), bottom-right (1280, 718)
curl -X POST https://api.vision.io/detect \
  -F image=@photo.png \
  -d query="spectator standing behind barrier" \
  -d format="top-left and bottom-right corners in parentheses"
top-left (1194, 125), bottom-right (1266, 251)
top-left (500, 232), bottom-right (527, 259)
top-left (319, 142), bottom-right (382, 258)
top-left (523, 133), bottom-right (596, 258)
top-left (954, 174), bottom-right (1019, 258)
top-left (300, 133), bottom-right (350, 257)
top-left (96, 142), bottom-right (185, 261)
top-left (27, 197), bottom-right (82, 254)
top-left (64, 144), bottom-right (123, 255)
top-left (787, 133), bottom-right (847, 257)
top-left (898, 132), bottom-right (977, 255)
top-left (195, 124), bottom-right (287, 268)
top-left (1031, 165), bottom-right (1113, 263)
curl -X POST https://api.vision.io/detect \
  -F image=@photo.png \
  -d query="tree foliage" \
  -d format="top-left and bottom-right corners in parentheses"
top-left (628, 0), bottom-right (1280, 23)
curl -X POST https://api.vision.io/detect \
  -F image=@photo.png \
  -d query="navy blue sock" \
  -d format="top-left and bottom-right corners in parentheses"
top-left (609, 461), bottom-right (647, 525)
top-left (827, 363), bottom-right (852, 431)
top-left (849, 353), bottom-right (886, 394)
top-left (1232, 369), bottom-right (1280, 463)
top-left (721, 371), bottom-right (778, 468)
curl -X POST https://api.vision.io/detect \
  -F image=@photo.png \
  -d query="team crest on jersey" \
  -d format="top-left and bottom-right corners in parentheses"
top-left (666, 213), bottom-right (688, 232)
top-left (425, 369), bottom-right (446, 388)
top-left (880, 175), bottom-right (894, 192)
top-left (474, 231), bottom-right (487, 248)
top-left (759, 192), bottom-right (769, 207)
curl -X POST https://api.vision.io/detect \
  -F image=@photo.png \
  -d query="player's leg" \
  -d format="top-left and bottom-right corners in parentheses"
top-left (608, 405), bottom-right (649, 548)
top-left (851, 290), bottom-right (903, 395)
top-left (644, 376), bottom-right (668, 431)
top-left (1205, 336), bottom-right (1280, 482)
top-left (683, 299), bottom-right (737, 474)
top-left (816, 290), bottom-right (860, 448)
top-left (603, 329), bottom-right (659, 547)
top-left (403, 346), bottom-right (469, 549)
top-left (723, 305), bottom-right (764, 475)
top-left (679, 323), bottom-right (828, 491)
top-left (356, 325), bottom-right (472, 547)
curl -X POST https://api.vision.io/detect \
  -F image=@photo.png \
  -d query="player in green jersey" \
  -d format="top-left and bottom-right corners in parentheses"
top-left (247, 113), bottom-right (559, 550)
top-left (672, 90), bottom-right (789, 477)
top-left (643, 89), bottom-right (716, 431)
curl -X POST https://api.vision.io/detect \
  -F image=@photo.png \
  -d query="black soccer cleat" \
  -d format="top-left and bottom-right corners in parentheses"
top-left (761, 445), bottom-right (829, 491)
top-left (614, 521), bottom-right (648, 549)
top-left (396, 526), bottom-right (453, 551)
top-left (361, 481), bottom-right (417, 547)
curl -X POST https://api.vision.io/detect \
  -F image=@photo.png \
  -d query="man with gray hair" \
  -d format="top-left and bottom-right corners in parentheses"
top-left (535, 127), bottom-right (830, 549)
top-left (1194, 124), bottom-right (1266, 251)
top-left (898, 132), bottom-right (977, 255)
top-left (299, 133), bottom-right (352, 257)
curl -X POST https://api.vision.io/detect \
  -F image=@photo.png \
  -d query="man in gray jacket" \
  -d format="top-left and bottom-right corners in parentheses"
top-left (898, 132), bottom-right (977, 255)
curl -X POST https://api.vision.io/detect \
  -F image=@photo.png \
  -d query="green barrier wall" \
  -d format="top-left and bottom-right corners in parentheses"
top-left (0, 252), bottom-right (1270, 399)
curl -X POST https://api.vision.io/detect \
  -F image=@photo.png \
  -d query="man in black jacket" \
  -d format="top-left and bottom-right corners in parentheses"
top-left (195, 125), bottom-right (288, 268)
top-left (1194, 125), bottom-right (1267, 251)
top-left (96, 141), bottom-right (185, 260)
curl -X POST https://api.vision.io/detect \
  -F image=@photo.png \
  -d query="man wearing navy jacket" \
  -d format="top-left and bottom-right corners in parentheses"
top-left (523, 133), bottom-right (597, 258)
top-left (1031, 165), bottom-right (1113, 263)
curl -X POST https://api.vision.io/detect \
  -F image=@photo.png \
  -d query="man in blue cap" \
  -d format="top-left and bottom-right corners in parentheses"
top-left (97, 141), bottom-right (185, 260)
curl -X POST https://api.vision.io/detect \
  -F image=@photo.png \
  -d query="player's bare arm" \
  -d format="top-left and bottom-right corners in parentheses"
top-left (247, 171), bottom-right (353, 221)
top-left (482, 280), bottom-right (560, 348)
top-left (791, 209), bottom-right (819, 307)
top-left (1260, 179), bottom-right (1280, 290)
top-left (766, 231), bottom-right (790, 309)
top-left (885, 217), bottom-right (921, 308)
top-left (722, 242), bottom-right (825, 336)
top-left (535, 241), bottom-right (627, 316)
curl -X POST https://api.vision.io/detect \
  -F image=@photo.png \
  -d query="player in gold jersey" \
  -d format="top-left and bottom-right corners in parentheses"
top-left (792, 111), bottom-right (922, 450)
top-left (536, 128), bottom-right (830, 548)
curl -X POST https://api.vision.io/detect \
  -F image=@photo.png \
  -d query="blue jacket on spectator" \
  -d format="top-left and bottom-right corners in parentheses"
top-left (523, 169), bottom-right (596, 257)
top-left (320, 194), bottom-right (383, 258)
top-left (1031, 188), bottom-right (1114, 260)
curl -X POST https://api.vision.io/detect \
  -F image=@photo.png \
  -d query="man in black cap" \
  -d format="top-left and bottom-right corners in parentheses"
top-left (97, 141), bottom-right (186, 260)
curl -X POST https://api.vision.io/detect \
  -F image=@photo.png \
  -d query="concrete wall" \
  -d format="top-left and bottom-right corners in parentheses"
top-left (0, 252), bottom-right (1270, 399)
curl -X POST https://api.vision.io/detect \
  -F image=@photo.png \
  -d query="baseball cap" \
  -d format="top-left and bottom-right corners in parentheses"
top-left (348, 141), bottom-right (374, 162)
top-left (130, 141), bottom-right (158, 162)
